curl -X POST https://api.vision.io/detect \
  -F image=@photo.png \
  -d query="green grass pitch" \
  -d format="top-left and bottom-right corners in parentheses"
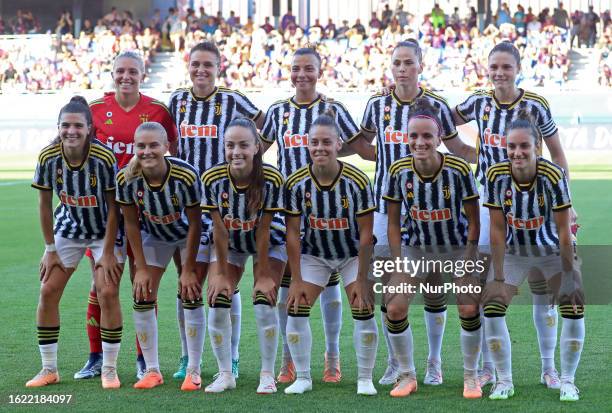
top-left (0, 178), bottom-right (610, 412)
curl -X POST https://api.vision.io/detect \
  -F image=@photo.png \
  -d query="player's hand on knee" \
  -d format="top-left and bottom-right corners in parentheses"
top-left (180, 269), bottom-right (202, 302)
top-left (350, 280), bottom-right (373, 313)
top-left (96, 252), bottom-right (122, 286)
top-left (286, 280), bottom-right (309, 315)
top-left (40, 251), bottom-right (66, 282)
top-left (133, 268), bottom-right (152, 302)
top-left (253, 276), bottom-right (278, 306)
top-left (207, 274), bottom-right (231, 307)
top-left (483, 279), bottom-right (511, 305)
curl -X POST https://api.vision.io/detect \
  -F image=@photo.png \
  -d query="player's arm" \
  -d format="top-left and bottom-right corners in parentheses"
top-left (254, 113), bottom-right (265, 129)
top-left (489, 208), bottom-right (506, 281)
top-left (452, 106), bottom-right (467, 126)
top-left (543, 132), bottom-right (570, 179)
top-left (464, 198), bottom-right (480, 244)
top-left (444, 136), bottom-right (477, 164)
top-left (98, 191), bottom-right (123, 284)
top-left (120, 203), bottom-right (146, 269)
top-left (254, 212), bottom-right (277, 304)
top-left (180, 205), bottom-right (202, 301)
top-left (38, 189), bottom-right (66, 280)
top-left (356, 212), bottom-right (374, 283)
top-left (554, 207), bottom-right (573, 272)
top-left (285, 215), bottom-right (302, 282)
top-left (340, 133), bottom-right (376, 161)
top-left (387, 200), bottom-right (402, 260)
top-left (261, 139), bottom-right (273, 154)
top-left (206, 209), bottom-right (232, 305)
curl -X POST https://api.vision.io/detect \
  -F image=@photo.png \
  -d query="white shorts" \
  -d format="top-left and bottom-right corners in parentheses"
top-left (487, 253), bottom-right (563, 287)
top-left (141, 231), bottom-right (187, 269)
top-left (55, 235), bottom-right (126, 269)
top-left (478, 186), bottom-right (491, 253)
top-left (196, 233), bottom-right (211, 264)
top-left (373, 211), bottom-right (406, 257)
top-left (210, 244), bottom-right (287, 268)
top-left (300, 254), bottom-right (358, 287)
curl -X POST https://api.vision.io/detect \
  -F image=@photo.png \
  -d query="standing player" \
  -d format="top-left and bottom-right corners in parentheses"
top-left (116, 122), bottom-right (203, 390)
top-left (451, 41), bottom-right (574, 389)
top-left (482, 110), bottom-right (584, 401)
top-left (168, 41), bottom-right (264, 380)
top-left (75, 50), bottom-right (178, 381)
top-left (202, 118), bottom-right (286, 394)
top-left (283, 110), bottom-right (378, 396)
top-left (382, 98), bottom-right (482, 398)
top-left (261, 47), bottom-right (372, 383)
top-left (358, 40), bottom-right (475, 386)
top-left (27, 97), bottom-right (126, 389)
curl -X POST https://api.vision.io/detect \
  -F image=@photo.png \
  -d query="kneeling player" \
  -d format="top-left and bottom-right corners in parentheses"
top-left (482, 109), bottom-right (584, 401)
top-left (27, 97), bottom-right (125, 389)
top-left (383, 98), bottom-right (482, 398)
top-left (116, 122), bottom-right (204, 390)
top-left (284, 110), bottom-right (378, 395)
top-left (203, 118), bottom-right (286, 394)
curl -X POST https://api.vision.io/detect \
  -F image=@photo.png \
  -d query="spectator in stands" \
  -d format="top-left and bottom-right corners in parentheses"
top-left (261, 17), bottom-right (274, 34)
top-left (585, 6), bottom-right (600, 47)
top-left (336, 20), bottom-right (350, 39)
top-left (449, 7), bottom-right (461, 31)
top-left (468, 7), bottom-right (477, 30)
top-left (431, 4), bottom-right (446, 29)
top-left (497, 3), bottom-right (512, 26)
top-left (202, 16), bottom-right (217, 34)
top-left (352, 19), bottom-right (366, 36)
top-left (227, 11), bottom-right (240, 28)
top-left (553, 2), bottom-right (570, 31)
top-left (382, 4), bottom-right (393, 29)
top-left (369, 12), bottom-right (382, 31)
top-left (165, 7), bottom-right (184, 52)
top-left (324, 18), bottom-right (336, 39)
top-left (396, 4), bottom-right (410, 28)
top-left (513, 5), bottom-right (526, 35)
top-left (281, 10), bottom-right (296, 32)
top-left (56, 11), bottom-right (73, 36)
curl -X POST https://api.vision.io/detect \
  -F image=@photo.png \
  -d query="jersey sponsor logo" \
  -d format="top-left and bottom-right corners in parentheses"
top-left (106, 136), bottom-right (134, 155)
top-left (223, 214), bottom-right (258, 231)
top-left (283, 130), bottom-right (308, 148)
top-left (89, 173), bottom-right (97, 188)
top-left (409, 205), bottom-right (451, 222)
top-left (143, 210), bottom-right (181, 225)
top-left (383, 125), bottom-right (409, 144)
top-left (179, 122), bottom-right (218, 139)
top-left (60, 191), bottom-right (98, 207)
top-left (308, 214), bottom-right (349, 230)
top-left (442, 185), bottom-right (451, 199)
top-left (506, 213), bottom-right (544, 230)
top-left (139, 113), bottom-right (149, 123)
top-left (482, 128), bottom-right (507, 148)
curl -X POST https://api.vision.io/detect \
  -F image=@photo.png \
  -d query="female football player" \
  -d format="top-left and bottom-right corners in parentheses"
top-left (202, 118), bottom-right (286, 394)
top-left (261, 47), bottom-right (373, 383)
top-left (116, 122), bottom-right (202, 390)
top-left (76, 50), bottom-right (177, 381)
top-left (27, 96), bottom-right (125, 389)
top-left (452, 41), bottom-right (575, 389)
top-left (360, 40), bottom-right (475, 386)
top-left (284, 110), bottom-right (378, 396)
top-left (383, 98), bottom-right (482, 398)
top-left (482, 109), bottom-right (584, 402)
top-left (168, 41), bottom-right (264, 380)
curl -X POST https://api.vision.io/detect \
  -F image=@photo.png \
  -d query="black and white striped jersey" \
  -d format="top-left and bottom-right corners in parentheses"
top-left (360, 88), bottom-right (457, 214)
top-left (201, 163), bottom-right (285, 254)
top-left (285, 162), bottom-right (376, 260)
top-left (484, 158), bottom-right (571, 256)
top-left (32, 140), bottom-right (117, 240)
top-left (116, 157), bottom-right (201, 242)
top-left (384, 154), bottom-right (478, 248)
top-left (456, 89), bottom-right (558, 187)
top-left (261, 95), bottom-right (360, 178)
top-left (168, 87), bottom-right (262, 174)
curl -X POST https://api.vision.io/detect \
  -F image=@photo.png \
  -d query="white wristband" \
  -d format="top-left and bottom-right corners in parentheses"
top-left (45, 243), bottom-right (57, 253)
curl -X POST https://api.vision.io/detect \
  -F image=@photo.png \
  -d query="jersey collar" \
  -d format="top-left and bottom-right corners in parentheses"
top-left (510, 158), bottom-right (538, 192)
top-left (413, 152), bottom-right (445, 183)
top-left (308, 161), bottom-right (343, 191)
top-left (190, 86), bottom-right (218, 102)
top-left (61, 142), bottom-right (91, 171)
top-left (391, 87), bottom-right (424, 106)
top-left (290, 94), bottom-right (322, 109)
top-left (492, 88), bottom-right (525, 110)
top-left (227, 163), bottom-right (249, 193)
top-left (143, 157), bottom-right (172, 192)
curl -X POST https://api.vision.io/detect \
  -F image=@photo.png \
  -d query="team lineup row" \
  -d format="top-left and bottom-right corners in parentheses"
top-left (25, 39), bottom-right (583, 402)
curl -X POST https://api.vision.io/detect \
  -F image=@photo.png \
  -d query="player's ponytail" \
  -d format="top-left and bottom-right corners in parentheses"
top-left (393, 39), bottom-right (423, 64)
top-left (311, 107), bottom-right (341, 139)
top-left (508, 108), bottom-right (540, 146)
top-left (488, 41), bottom-right (521, 67)
top-left (53, 95), bottom-right (94, 144)
top-left (407, 97), bottom-right (442, 136)
top-left (227, 117), bottom-right (264, 216)
top-left (124, 122), bottom-right (168, 181)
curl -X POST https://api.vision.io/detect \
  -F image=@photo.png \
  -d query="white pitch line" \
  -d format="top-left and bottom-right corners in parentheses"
top-left (0, 181), bottom-right (27, 186)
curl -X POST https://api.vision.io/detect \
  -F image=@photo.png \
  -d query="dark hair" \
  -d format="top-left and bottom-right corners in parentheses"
top-left (507, 108), bottom-right (540, 146)
top-left (311, 107), bottom-right (341, 138)
top-left (54, 96), bottom-right (93, 144)
top-left (226, 117), bottom-right (264, 215)
top-left (407, 97), bottom-right (442, 135)
top-left (294, 47), bottom-right (322, 67)
top-left (189, 41), bottom-right (221, 65)
top-left (488, 41), bottom-right (521, 66)
top-left (393, 39), bottom-right (423, 64)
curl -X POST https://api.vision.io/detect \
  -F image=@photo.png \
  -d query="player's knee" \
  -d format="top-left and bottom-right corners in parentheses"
top-left (288, 304), bottom-right (311, 318)
top-left (458, 304), bottom-right (479, 319)
top-left (96, 284), bottom-right (119, 304)
top-left (424, 293), bottom-right (448, 313)
top-left (559, 302), bottom-right (585, 319)
top-left (459, 312), bottom-right (481, 331)
top-left (39, 283), bottom-right (62, 304)
top-left (483, 301), bottom-right (508, 318)
top-left (133, 300), bottom-right (156, 312)
top-left (385, 302), bottom-right (408, 321)
top-left (351, 307), bottom-right (375, 321)
top-left (253, 292), bottom-right (273, 307)
top-left (209, 294), bottom-right (232, 308)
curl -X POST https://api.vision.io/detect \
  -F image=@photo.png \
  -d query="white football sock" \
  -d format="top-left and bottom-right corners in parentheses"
top-left (40, 343), bottom-right (58, 371)
top-left (386, 318), bottom-right (415, 376)
top-left (424, 309), bottom-right (446, 362)
top-left (320, 282), bottom-right (342, 361)
top-left (532, 293), bottom-right (558, 371)
top-left (208, 306), bottom-right (232, 373)
top-left (286, 314), bottom-right (312, 380)
top-left (277, 286), bottom-right (291, 361)
top-left (460, 327), bottom-right (481, 374)
top-left (254, 304), bottom-right (279, 374)
top-left (230, 290), bottom-right (241, 360)
top-left (353, 317), bottom-right (378, 380)
top-left (133, 308), bottom-right (159, 370)
top-left (484, 316), bottom-right (512, 384)
top-left (176, 296), bottom-right (188, 358)
top-left (560, 317), bottom-right (585, 384)
top-left (184, 305), bottom-right (206, 373)
top-left (102, 341), bottom-right (121, 369)
top-left (480, 312), bottom-right (494, 370)
top-left (380, 307), bottom-right (396, 365)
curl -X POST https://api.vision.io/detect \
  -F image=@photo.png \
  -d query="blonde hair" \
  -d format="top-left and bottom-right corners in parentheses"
top-left (124, 122), bottom-right (168, 181)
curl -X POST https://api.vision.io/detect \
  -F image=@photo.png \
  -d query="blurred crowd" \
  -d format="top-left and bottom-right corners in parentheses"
top-left (0, 3), bottom-right (611, 92)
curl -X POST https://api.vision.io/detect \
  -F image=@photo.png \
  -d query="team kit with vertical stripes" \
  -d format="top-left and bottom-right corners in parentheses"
top-left (31, 84), bottom-right (583, 397)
